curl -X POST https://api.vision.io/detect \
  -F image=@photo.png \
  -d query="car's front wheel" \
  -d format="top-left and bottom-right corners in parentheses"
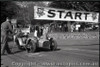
top-left (15, 38), bottom-right (23, 50)
top-left (27, 40), bottom-right (36, 53)
top-left (50, 39), bottom-right (57, 51)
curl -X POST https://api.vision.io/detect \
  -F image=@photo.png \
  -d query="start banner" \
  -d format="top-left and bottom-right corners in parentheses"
top-left (34, 6), bottom-right (99, 23)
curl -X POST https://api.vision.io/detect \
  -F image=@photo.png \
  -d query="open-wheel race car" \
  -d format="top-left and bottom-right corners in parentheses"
top-left (14, 29), bottom-right (57, 53)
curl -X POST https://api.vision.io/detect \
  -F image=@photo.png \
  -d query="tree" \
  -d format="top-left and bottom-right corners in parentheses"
top-left (0, 1), bottom-right (20, 23)
top-left (49, 1), bottom-right (100, 12)
top-left (15, 1), bottom-right (52, 25)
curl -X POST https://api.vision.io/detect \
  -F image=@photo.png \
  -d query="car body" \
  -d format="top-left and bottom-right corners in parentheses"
top-left (15, 31), bottom-right (57, 53)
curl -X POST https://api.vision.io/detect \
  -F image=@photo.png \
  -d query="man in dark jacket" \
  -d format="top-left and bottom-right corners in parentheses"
top-left (1, 17), bottom-right (13, 55)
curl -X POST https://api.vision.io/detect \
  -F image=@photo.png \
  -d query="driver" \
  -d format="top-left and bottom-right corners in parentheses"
top-left (41, 25), bottom-right (49, 39)
top-left (34, 26), bottom-right (40, 40)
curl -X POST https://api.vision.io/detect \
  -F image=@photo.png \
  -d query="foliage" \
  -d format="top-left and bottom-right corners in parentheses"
top-left (49, 1), bottom-right (100, 22)
top-left (1, 1), bottom-right (99, 25)
top-left (49, 1), bottom-right (100, 12)
top-left (15, 1), bottom-right (52, 25)
top-left (0, 1), bottom-right (20, 23)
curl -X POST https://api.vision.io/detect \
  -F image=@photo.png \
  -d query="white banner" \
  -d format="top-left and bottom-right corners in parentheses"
top-left (34, 6), bottom-right (99, 23)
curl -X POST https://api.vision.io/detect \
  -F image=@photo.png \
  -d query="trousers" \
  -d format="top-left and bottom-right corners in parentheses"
top-left (1, 34), bottom-right (12, 54)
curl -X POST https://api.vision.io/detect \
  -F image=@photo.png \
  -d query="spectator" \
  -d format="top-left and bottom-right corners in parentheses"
top-left (80, 23), bottom-right (85, 32)
top-left (1, 17), bottom-right (13, 55)
top-left (75, 23), bottom-right (81, 32)
top-left (64, 24), bottom-right (67, 32)
top-left (59, 24), bottom-right (62, 32)
top-left (71, 24), bottom-right (75, 32)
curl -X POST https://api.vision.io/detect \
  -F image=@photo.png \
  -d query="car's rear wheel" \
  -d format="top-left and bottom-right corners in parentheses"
top-left (50, 39), bottom-right (57, 51)
top-left (27, 40), bottom-right (36, 53)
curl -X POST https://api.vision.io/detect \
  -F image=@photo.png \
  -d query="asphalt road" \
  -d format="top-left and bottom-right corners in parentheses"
top-left (1, 32), bottom-right (99, 67)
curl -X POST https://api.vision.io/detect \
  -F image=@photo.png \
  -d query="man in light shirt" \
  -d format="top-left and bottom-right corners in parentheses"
top-left (75, 23), bottom-right (80, 32)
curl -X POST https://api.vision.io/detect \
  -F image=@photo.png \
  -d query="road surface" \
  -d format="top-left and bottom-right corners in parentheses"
top-left (1, 32), bottom-right (99, 67)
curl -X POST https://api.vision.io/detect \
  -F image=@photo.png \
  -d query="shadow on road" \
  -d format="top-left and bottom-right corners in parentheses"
top-left (59, 44), bottom-right (99, 46)
top-left (36, 48), bottom-right (61, 53)
top-left (13, 50), bottom-right (24, 54)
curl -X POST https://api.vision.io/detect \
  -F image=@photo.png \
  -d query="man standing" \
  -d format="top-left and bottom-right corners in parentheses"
top-left (71, 24), bottom-right (75, 32)
top-left (75, 23), bottom-right (81, 32)
top-left (1, 17), bottom-right (13, 55)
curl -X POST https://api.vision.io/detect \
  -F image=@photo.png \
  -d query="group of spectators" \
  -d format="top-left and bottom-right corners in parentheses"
top-left (49, 22), bottom-right (99, 32)
top-left (71, 23), bottom-right (82, 32)
top-left (50, 23), bottom-right (84, 32)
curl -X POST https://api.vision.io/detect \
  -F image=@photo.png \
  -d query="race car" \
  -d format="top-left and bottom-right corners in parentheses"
top-left (14, 30), bottom-right (57, 53)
